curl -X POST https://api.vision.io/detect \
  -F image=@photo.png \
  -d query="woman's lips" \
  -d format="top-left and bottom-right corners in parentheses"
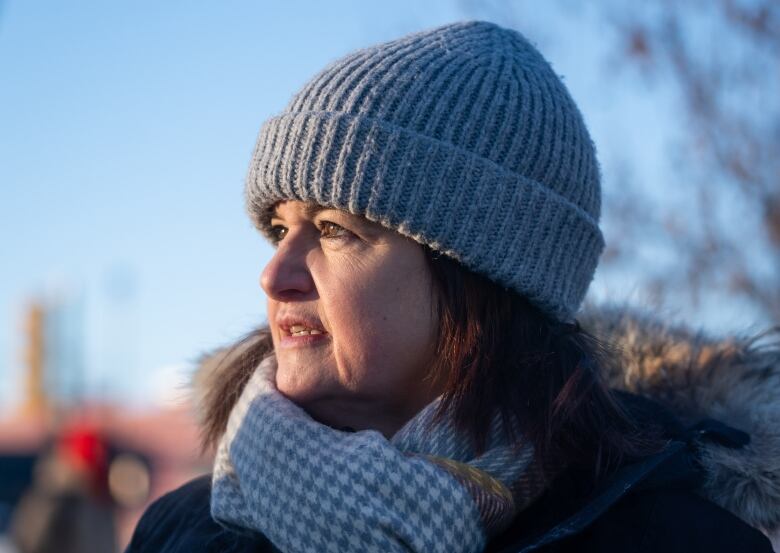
top-left (279, 332), bottom-right (330, 349)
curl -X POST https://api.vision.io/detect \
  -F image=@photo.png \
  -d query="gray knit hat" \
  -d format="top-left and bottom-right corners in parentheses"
top-left (246, 20), bottom-right (604, 321)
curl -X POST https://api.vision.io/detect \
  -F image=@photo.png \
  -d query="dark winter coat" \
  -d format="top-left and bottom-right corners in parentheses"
top-left (126, 306), bottom-right (780, 552)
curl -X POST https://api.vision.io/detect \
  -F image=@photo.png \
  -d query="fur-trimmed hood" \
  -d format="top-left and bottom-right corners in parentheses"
top-left (193, 304), bottom-right (780, 548)
top-left (579, 304), bottom-right (780, 547)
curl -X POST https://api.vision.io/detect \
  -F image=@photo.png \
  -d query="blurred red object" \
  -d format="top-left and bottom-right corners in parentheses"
top-left (55, 424), bottom-right (110, 499)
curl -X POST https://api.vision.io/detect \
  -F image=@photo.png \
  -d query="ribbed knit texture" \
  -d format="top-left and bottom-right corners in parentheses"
top-left (245, 20), bottom-right (604, 320)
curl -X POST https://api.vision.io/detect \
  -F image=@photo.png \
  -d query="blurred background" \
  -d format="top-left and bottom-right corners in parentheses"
top-left (1, 0), bottom-right (778, 551)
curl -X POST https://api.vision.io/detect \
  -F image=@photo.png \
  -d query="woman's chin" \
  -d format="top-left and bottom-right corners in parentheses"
top-left (275, 375), bottom-right (342, 411)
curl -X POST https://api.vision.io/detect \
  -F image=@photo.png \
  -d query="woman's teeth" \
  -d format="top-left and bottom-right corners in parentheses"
top-left (289, 324), bottom-right (323, 336)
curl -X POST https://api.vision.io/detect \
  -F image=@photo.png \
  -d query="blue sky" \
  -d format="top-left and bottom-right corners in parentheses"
top-left (0, 0), bottom-right (478, 408)
top-left (1, 1), bottom-right (755, 409)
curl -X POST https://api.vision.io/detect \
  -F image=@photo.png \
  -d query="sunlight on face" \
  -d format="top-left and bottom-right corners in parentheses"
top-left (260, 201), bottom-right (441, 436)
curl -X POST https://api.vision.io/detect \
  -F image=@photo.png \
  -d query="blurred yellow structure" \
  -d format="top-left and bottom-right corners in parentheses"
top-left (22, 303), bottom-right (47, 419)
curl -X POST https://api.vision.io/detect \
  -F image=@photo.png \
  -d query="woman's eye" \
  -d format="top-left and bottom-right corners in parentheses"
top-left (319, 221), bottom-right (350, 240)
top-left (270, 225), bottom-right (288, 243)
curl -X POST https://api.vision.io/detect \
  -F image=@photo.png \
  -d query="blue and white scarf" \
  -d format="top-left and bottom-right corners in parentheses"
top-left (211, 353), bottom-right (545, 553)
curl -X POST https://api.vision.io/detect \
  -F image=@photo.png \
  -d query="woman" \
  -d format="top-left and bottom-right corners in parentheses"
top-left (127, 21), bottom-right (776, 552)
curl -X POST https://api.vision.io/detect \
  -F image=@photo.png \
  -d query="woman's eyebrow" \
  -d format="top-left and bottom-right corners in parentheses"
top-left (273, 203), bottom-right (380, 232)
top-left (270, 203), bottom-right (326, 220)
top-left (303, 204), bottom-right (368, 227)
top-left (303, 204), bottom-right (328, 219)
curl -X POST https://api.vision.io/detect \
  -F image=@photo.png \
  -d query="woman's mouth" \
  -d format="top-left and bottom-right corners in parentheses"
top-left (279, 324), bottom-right (329, 348)
top-left (288, 324), bottom-right (324, 337)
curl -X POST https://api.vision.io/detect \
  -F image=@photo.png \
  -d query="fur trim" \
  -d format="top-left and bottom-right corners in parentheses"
top-left (579, 303), bottom-right (780, 536)
top-left (192, 328), bottom-right (272, 450)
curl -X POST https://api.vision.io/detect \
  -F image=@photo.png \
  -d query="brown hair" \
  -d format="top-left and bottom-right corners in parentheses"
top-left (423, 246), bottom-right (665, 480)
top-left (200, 245), bottom-right (664, 481)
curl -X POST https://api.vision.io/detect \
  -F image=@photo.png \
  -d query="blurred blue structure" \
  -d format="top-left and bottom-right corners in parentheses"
top-left (0, 454), bottom-right (36, 533)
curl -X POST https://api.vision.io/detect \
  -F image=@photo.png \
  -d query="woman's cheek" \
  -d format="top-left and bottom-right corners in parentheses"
top-left (330, 324), bottom-right (377, 388)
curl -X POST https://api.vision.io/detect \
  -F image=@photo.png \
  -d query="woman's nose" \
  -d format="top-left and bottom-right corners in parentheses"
top-left (260, 238), bottom-right (316, 301)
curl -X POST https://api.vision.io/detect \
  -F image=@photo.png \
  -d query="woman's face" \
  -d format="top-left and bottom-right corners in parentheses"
top-left (261, 200), bottom-right (441, 436)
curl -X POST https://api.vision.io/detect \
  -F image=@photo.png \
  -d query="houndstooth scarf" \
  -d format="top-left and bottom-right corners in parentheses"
top-left (211, 353), bottom-right (546, 553)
